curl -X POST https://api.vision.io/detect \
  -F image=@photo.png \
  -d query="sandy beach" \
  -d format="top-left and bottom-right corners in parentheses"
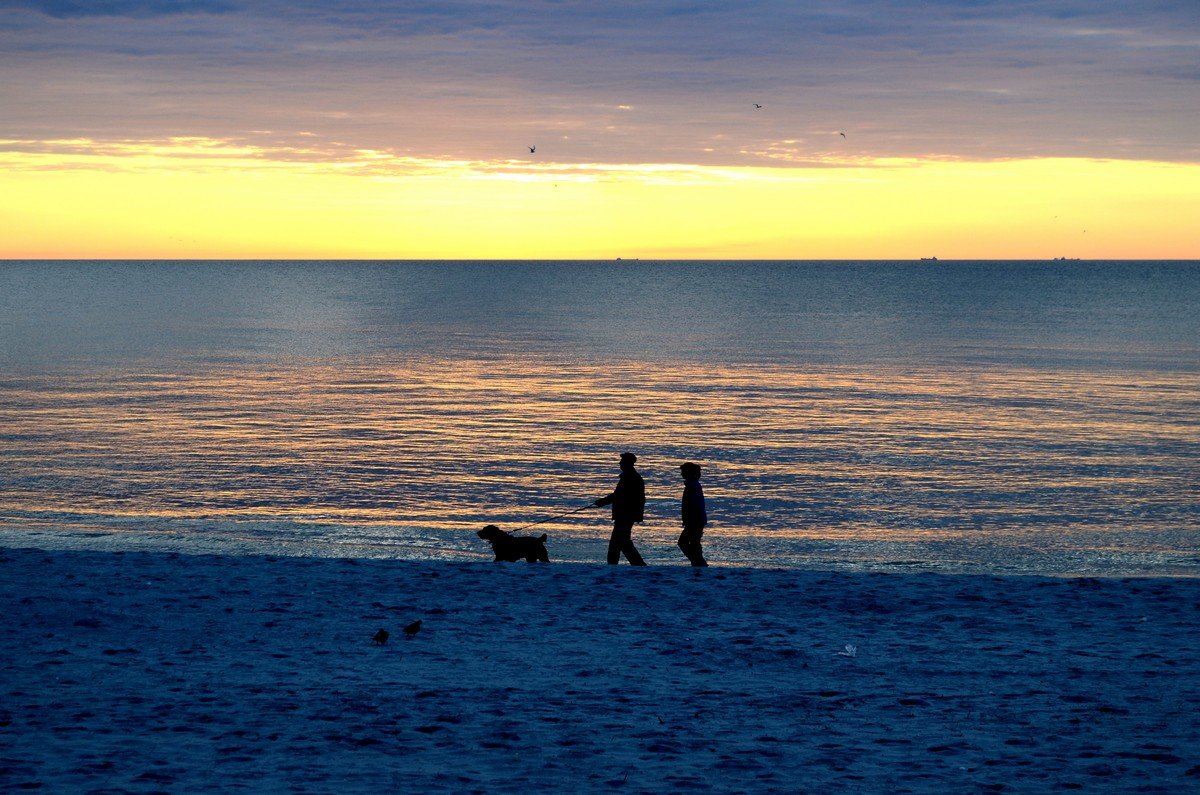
top-left (2, 547), bottom-right (1198, 793)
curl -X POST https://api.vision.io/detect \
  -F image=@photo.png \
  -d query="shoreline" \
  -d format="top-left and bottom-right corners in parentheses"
top-left (3, 546), bottom-right (1198, 792)
top-left (4, 528), bottom-right (1197, 580)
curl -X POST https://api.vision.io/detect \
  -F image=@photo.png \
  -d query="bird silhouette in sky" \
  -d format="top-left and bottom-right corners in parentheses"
top-left (753, 103), bottom-right (763, 109)
top-left (528, 145), bottom-right (536, 153)
top-left (839, 132), bottom-right (847, 139)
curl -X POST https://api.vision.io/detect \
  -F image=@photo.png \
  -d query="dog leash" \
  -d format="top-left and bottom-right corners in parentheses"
top-left (512, 503), bottom-right (595, 532)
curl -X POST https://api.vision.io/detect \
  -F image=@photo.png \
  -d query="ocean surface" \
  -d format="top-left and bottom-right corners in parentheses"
top-left (1, 260), bottom-right (1197, 575)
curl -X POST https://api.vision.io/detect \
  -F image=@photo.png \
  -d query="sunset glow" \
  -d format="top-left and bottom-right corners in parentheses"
top-left (2, 1), bottom-right (1198, 259)
top-left (4, 139), bottom-right (1197, 259)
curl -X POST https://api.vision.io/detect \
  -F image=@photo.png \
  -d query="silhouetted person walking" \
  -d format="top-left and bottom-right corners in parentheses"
top-left (678, 462), bottom-right (708, 567)
top-left (594, 452), bottom-right (647, 565)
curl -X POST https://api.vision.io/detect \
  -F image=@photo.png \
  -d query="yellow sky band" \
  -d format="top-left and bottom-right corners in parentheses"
top-left (2, 142), bottom-right (1197, 259)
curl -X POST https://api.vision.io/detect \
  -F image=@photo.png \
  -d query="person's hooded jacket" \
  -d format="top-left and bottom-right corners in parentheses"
top-left (681, 478), bottom-right (707, 529)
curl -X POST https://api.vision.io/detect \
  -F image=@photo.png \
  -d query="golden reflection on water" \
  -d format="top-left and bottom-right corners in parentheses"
top-left (1, 357), bottom-right (1197, 570)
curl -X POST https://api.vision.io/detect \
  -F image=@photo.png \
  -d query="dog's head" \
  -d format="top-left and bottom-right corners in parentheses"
top-left (477, 524), bottom-right (507, 542)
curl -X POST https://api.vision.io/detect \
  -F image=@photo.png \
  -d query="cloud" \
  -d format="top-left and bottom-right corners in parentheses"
top-left (0, 1), bottom-right (1197, 165)
top-left (3, 133), bottom-right (838, 189)
top-left (3, 0), bottom-right (236, 17)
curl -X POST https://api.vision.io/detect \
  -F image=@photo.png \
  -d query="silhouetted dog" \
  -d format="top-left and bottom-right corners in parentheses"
top-left (477, 524), bottom-right (550, 563)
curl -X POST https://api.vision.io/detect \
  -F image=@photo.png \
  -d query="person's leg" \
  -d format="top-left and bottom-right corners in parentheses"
top-left (622, 532), bottom-right (647, 566)
top-left (607, 524), bottom-right (624, 564)
top-left (609, 522), bottom-right (645, 565)
top-left (680, 526), bottom-right (707, 566)
top-left (677, 529), bottom-right (698, 564)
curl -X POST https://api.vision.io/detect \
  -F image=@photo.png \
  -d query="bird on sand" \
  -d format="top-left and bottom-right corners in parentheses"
top-left (372, 628), bottom-right (389, 645)
top-left (528, 145), bottom-right (536, 153)
top-left (404, 620), bottom-right (422, 639)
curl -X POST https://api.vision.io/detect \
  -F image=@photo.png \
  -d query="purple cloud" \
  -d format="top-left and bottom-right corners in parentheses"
top-left (3, 0), bottom-right (236, 17)
top-left (1, 1), bottom-right (1196, 164)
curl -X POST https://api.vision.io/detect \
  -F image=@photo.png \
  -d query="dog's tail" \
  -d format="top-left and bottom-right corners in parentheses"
top-left (539, 533), bottom-right (548, 542)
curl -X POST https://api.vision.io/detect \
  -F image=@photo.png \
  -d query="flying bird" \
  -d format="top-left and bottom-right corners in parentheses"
top-left (838, 132), bottom-right (846, 139)
top-left (753, 103), bottom-right (763, 109)
top-left (372, 628), bottom-right (389, 645)
top-left (528, 145), bottom-right (536, 153)
top-left (404, 620), bottom-right (422, 639)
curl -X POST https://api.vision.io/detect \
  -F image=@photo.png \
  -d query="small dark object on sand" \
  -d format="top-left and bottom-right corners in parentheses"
top-left (404, 620), bottom-right (422, 639)
top-left (372, 628), bottom-right (389, 645)
top-left (476, 524), bottom-right (550, 562)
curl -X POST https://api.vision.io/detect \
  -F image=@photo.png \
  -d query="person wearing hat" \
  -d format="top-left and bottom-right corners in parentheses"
top-left (677, 462), bottom-right (708, 567)
top-left (593, 452), bottom-right (648, 565)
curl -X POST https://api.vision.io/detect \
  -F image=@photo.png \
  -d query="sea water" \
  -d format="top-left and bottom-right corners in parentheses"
top-left (1, 260), bottom-right (1197, 575)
